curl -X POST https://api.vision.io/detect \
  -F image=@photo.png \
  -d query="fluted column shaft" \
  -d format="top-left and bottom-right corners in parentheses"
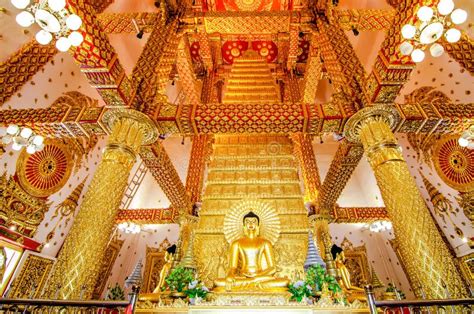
top-left (47, 110), bottom-right (156, 299)
top-left (345, 107), bottom-right (468, 299)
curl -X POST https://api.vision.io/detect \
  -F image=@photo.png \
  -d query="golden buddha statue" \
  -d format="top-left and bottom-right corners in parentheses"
top-left (331, 244), bottom-right (365, 301)
top-left (153, 244), bottom-right (176, 293)
top-left (214, 211), bottom-right (289, 292)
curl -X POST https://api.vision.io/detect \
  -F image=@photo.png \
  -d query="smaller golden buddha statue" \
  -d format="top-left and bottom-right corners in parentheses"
top-left (153, 244), bottom-right (176, 293)
top-left (331, 244), bottom-right (365, 301)
top-left (214, 211), bottom-right (289, 292)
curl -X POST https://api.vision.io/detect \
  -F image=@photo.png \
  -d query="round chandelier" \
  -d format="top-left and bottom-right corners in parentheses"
top-left (117, 221), bottom-right (141, 234)
top-left (0, 125), bottom-right (45, 154)
top-left (367, 220), bottom-right (392, 233)
top-left (399, 0), bottom-right (467, 63)
top-left (458, 126), bottom-right (474, 149)
top-left (11, 0), bottom-right (84, 52)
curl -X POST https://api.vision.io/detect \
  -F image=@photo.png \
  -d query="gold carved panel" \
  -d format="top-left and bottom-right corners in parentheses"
top-left (92, 238), bottom-right (124, 299)
top-left (8, 252), bottom-right (55, 298)
top-left (142, 238), bottom-right (171, 293)
top-left (340, 237), bottom-right (371, 287)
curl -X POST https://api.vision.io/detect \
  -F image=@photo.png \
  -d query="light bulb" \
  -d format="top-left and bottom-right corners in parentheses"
top-left (417, 6), bottom-right (434, 22)
top-left (411, 49), bottom-right (425, 62)
top-left (32, 135), bottom-right (44, 146)
top-left (430, 43), bottom-right (444, 57)
top-left (56, 37), bottom-right (71, 51)
top-left (11, 0), bottom-right (30, 9)
top-left (47, 0), bottom-right (66, 12)
top-left (2, 135), bottom-right (12, 145)
top-left (26, 145), bottom-right (36, 154)
top-left (66, 14), bottom-right (82, 31)
top-left (35, 30), bottom-right (53, 45)
top-left (0, 127), bottom-right (6, 137)
top-left (445, 28), bottom-right (461, 43)
top-left (450, 9), bottom-right (467, 25)
top-left (11, 143), bottom-right (22, 151)
top-left (438, 0), bottom-right (454, 16)
top-left (458, 137), bottom-right (469, 147)
top-left (401, 24), bottom-right (416, 39)
top-left (68, 31), bottom-right (84, 46)
top-left (400, 42), bottom-right (414, 56)
top-left (35, 143), bottom-right (45, 151)
top-left (6, 124), bottom-right (19, 135)
top-left (16, 11), bottom-right (34, 27)
top-left (20, 127), bottom-right (33, 139)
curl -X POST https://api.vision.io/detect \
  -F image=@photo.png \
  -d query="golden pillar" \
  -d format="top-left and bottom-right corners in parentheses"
top-left (46, 109), bottom-right (157, 299)
top-left (344, 105), bottom-right (468, 299)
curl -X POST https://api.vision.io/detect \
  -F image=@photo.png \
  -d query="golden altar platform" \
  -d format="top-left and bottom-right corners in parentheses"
top-left (136, 306), bottom-right (370, 314)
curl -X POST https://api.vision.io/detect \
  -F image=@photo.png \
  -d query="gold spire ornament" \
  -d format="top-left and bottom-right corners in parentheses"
top-left (179, 233), bottom-right (196, 270)
top-left (370, 266), bottom-right (384, 289)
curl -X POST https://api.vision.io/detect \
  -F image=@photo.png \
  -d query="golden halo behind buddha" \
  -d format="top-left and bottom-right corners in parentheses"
top-left (223, 199), bottom-right (281, 245)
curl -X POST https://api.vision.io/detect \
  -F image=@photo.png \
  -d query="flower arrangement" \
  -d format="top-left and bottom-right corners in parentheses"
top-left (184, 280), bottom-right (209, 305)
top-left (385, 283), bottom-right (406, 300)
top-left (306, 264), bottom-right (342, 294)
top-left (288, 280), bottom-right (313, 302)
top-left (164, 266), bottom-right (194, 293)
top-left (106, 283), bottom-right (125, 300)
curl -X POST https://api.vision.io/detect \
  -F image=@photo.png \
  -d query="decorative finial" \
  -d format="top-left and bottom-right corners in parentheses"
top-left (304, 231), bottom-right (326, 270)
top-left (179, 234), bottom-right (196, 270)
top-left (125, 260), bottom-right (143, 288)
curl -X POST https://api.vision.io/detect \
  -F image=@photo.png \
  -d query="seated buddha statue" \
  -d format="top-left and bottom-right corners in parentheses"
top-left (214, 211), bottom-right (289, 292)
top-left (331, 244), bottom-right (365, 301)
top-left (152, 244), bottom-right (176, 293)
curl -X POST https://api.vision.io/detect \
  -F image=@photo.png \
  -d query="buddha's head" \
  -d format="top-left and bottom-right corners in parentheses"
top-left (243, 211), bottom-right (260, 237)
top-left (331, 244), bottom-right (345, 262)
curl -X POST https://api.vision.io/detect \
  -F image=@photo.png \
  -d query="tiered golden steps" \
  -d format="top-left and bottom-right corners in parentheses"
top-left (223, 50), bottom-right (279, 104)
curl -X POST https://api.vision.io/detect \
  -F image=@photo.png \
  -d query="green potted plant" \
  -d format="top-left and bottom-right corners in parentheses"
top-left (305, 265), bottom-right (345, 304)
top-left (164, 266), bottom-right (194, 298)
top-left (288, 280), bottom-right (313, 303)
top-left (383, 283), bottom-right (405, 300)
top-left (184, 280), bottom-right (209, 305)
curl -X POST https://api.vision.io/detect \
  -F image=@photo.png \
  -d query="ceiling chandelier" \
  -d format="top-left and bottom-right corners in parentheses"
top-left (11, 0), bottom-right (83, 52)
top-left (0, 125), bottom-right (45, 154)
top-left (367, 220), bottom-right (392, 233)
top-left (117, 222), bottom-right (141, 234)
top-left (458, 126), bottom-right (474, 149)
top-left (399, 0), bottom-right (467, 63)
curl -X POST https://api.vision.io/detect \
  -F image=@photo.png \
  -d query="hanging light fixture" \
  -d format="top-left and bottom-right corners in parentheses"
top-left (458, 126), bottom-right (474, 149)
top-left (117, 222), bottom-right (141, 234)
top-left (10, 0), bottom-right (83, 51)
top-left (0, 125), bottom-right (44, 154)
top-left (399, 0), bottom-right (467, 62)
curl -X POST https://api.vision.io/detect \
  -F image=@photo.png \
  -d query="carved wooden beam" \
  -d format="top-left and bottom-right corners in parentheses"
top-left (316, 139), bottom-right (364, 216)
top-left (185, 134), bottom-right (212, 204)
top-left (176, 35), bottom-right (202, 103)
top-left (332, 207), bottom-right (389, 223)
top-left (300, 42), bottom-right (322, 103)
top-left (67, 0), bottom-right (133, 107)
top-left (313, 19), bottom-right (368, 114)
top-left (131, 20), bottom-right (180, 117)
top-left (140, 143), bottom-right (192, 214)
top-left (0, 41), bottom-right (57, 106)
top-left (291, 133), bottom-right (321, 202)
top-left (442, 32), bottom-right (474, 75)
top-left (97, 12), bottom-right (161, 33)
top-left (333, 9), bottom-right (395, 31)
top-left (364, 0), bottom-right (420, 105)
top-left (116, 208), bottom-right (178, 224)
top-left (115, 206), bottom-right (387, 224)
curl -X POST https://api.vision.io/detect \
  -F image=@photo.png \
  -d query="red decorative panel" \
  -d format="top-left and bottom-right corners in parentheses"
top-left (297, 40), bottom-right (310, 63)
top-left (203, 0), bottom-right (292, 12)
top-left (222, 40), bottom-right (277, 64)
top-left (190, 42), bottom-right (201, 62)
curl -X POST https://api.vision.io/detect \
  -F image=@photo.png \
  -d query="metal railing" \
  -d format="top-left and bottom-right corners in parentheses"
top-left (0, 287), bottom-right (139, 314)
top-left (365, 285), bottom-right (474, 314)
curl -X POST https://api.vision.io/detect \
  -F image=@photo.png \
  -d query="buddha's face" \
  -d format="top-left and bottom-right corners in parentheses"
top-left (243, 217), bottom-right (260, 237)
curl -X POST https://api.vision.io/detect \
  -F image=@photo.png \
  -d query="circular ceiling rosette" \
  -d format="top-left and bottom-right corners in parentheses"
top-left (433, 135), bottom-right (474, 192)
top-left (16, 140), bottom-right (73, 198)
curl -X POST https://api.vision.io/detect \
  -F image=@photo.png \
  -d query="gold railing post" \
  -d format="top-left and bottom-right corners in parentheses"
top-left (344, 105), bottom-right (469, 299)
top-left (46, 109), bottom-right (158, 300)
